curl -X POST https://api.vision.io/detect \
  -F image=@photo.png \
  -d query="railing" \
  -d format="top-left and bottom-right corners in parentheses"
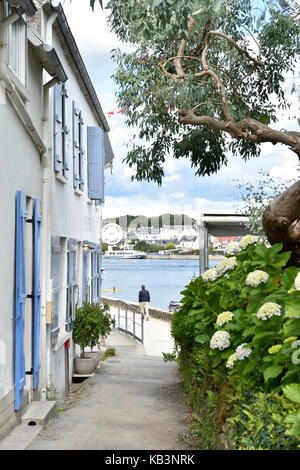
top-left (109, 299), bottom-right (144, 344)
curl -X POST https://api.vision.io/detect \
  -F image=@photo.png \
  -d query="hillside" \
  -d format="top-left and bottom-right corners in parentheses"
top-left (103, 213), bottom-right (196, 229)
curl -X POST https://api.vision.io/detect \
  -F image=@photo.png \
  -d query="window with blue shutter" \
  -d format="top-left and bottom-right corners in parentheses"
top-left (15, 191), bottom-right (27, 410)
top-left (54, 83), bottom-right (69, 177)
top-left (32, 198), bottom-right (42, 390)
top-left (66, 239), bottom-right (78, 331)
top-left (82, 248), bottom-right (90, 304)
top-left (87, 126), bottom-right (104, 202)
top-left (96, 245), bottom-right (102, 302)
top-left (73, 102), bottom-right (84, 190)
top-left (50, 236), bottom-right (63, 346)
top-left (91, 245), bottom-right (101, 303)
top-left (91, 247), bottom-right (97, 303)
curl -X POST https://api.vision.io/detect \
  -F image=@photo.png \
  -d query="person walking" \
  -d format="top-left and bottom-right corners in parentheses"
top-left (139, 285), bottom-right (150, 321)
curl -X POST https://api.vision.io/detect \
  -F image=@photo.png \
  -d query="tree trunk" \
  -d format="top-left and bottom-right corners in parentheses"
top-left (262, 180), bottom-right (300, 266)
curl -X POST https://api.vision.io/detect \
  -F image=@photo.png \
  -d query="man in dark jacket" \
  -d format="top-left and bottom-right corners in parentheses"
top-left (139, 285), bottom-right (150, 321)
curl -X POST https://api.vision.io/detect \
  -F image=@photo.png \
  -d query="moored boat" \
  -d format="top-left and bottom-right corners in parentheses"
top-left (103, 250), bottom-right (147, 259)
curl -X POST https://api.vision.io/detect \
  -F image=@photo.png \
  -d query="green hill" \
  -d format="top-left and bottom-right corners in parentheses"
top-left (103, 213), bottom-right (196, 229)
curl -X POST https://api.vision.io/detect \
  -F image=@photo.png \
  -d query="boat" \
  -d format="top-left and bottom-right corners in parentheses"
top-left (103, 250), bottom-right (147, 259)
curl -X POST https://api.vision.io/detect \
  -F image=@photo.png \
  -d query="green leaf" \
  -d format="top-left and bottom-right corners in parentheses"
top-left (263, 365), bottom-right (283, 382)
top-left (282, 383), bottom-right (300, 403)
top-left (255, 244), bottom-right (269, 258)
top-left (272, 251), bottom-right (292, 267)
top-left (252, 331), bottom-right (276, 343)
top-left (242, 359), bottom-right (257, 375)
top-left (195, 334), bottom-right (210, 344)
top-left (283, 319), bottom-right (300, 337)
top-left (285, 414), bottom-right (300, 436)
top-left (284, 298), bottom-right (300, 318)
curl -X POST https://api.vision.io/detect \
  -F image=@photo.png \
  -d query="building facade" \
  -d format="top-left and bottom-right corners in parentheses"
top-left (0, 0), bottom-right (114, 439)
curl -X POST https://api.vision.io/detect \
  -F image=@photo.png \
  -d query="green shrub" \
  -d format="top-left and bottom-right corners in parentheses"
top-left (172, 239), bottom-right (300, 391)
top-left (228, 391), bottom-right (300, 450)
top-left (72, 302), bottom-right (114, 356)
top-left (170, 236), bottom-right (300, 449)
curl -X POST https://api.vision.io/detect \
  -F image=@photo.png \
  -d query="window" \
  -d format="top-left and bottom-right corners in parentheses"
top-left (50, 236), bottom-right (64, 345)
top-left (53, 83), bottom-right (69, 177)
top-left (91, 245), bottom-right (101, 303)
top-left (72, 101), bottom-right (84, 190)
top-left (66, 239), bottom-right (78, 331)
top-left (8, 15), bottom-right (27, 85)
top-left (82, 247), bottom-right (90, 304)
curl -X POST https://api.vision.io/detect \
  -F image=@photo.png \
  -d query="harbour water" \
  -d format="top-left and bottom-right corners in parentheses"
top-left (101, 258), bottom-right (220, 311)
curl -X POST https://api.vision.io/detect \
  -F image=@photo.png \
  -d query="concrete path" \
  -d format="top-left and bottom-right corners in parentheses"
top-left (1, 319), bottom-right (191, 450)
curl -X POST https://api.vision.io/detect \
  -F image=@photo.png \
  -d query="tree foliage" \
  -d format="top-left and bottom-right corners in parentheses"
top-left (99, 0), bottom-right (300, 183)
top-left (233, 169), bottom-right (300, 236)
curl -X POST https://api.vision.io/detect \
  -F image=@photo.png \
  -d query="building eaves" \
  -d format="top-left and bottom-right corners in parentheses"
top-left (7, 0), bottom-right (37, 16)
top-left (44, 1), bottom-right (110, 133)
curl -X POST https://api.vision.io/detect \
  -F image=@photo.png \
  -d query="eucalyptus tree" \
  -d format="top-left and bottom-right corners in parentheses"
top-left (92, 0), bottom-right (300, 263)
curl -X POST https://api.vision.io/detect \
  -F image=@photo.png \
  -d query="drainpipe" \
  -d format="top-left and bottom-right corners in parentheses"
top-left (39, 9), bottom-right (58, 401)
top-left (39, 76), bottom-right (57, 401)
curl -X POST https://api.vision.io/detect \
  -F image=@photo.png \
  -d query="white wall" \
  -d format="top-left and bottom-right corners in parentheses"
top-left (0, 47), bottom-right (43, 398)
top-left (51, 33), bottom-right (102, 244)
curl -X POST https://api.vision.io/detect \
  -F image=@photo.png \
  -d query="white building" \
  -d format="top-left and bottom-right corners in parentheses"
top-left (0, 0), bottom-right (114, 439)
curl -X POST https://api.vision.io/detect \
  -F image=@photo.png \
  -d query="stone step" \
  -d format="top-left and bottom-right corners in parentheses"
top-left (21, 400), bottom-right (56, 426)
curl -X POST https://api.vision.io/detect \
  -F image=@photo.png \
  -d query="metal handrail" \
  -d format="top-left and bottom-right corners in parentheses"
top-left (112, 299), bottom-right (144, 344)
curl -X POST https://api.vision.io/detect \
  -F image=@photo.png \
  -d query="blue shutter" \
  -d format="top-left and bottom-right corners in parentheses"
top-left (62, 84), bottom-right (69, 175)
top-left (72, 101), bottom-right (79, 189)
top-left (66, 239), bottom-right (76, 332)
top-left (87, 126), bottom-right (104, 201)
top-left (15, 191), bottom-right (27, 410)
top-left (96, 244), bottom-right (101, 302)
top-left (53, 84), bottom-right (62, 172)
top-left (82, 249), bottom-right (89, 304)
top-left (32, 198), bottom-right (42, 390)
top-left (79, 112), bottom-right (84, 190)
top-left (91, 249), bottom-right (97, 303)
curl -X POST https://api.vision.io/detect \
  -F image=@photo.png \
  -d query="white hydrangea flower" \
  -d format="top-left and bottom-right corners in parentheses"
top-left (210, 331), bottom-right (231, 351)
top-left (257, 302), bottom-right (281, 320)
top-left (226, 353), bottom-right (236, 369)
top-left (202, 268), bottom-right (219, 282)
top-left (215, 256), bottom-right (237, 275)
top-left (216, 311), bottom-right (234, 326)
top-left (224, 241), bottom-right (240, 255)
top-left (295, 272), bottom-right (300, 290)
top-left (245, 270), bottom-right (269, 287)
top-left (235, 343), bottom-right (252, 360)
top-left (239, 235), bottom-right (258, 250)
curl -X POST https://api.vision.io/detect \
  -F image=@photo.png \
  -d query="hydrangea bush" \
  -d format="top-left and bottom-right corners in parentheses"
top-left (172, 238), bottom-right (300, 391)
top-left (171, 238), bottom-right (300, 448)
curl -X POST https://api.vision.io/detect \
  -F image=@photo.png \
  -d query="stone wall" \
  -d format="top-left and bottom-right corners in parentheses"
top-left (101, 296), bottom-right (173, 323)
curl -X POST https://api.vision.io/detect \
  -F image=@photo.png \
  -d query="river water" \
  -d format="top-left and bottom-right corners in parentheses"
top-left (101, 258), bottom-right (219, 311)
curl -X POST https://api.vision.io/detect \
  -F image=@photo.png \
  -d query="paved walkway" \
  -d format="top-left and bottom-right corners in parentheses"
top-left (1, 319), bottom-right (191, 450)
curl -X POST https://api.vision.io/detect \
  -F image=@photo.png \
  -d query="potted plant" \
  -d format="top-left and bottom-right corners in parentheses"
top-left (72, 302), bottom-right (113, 374)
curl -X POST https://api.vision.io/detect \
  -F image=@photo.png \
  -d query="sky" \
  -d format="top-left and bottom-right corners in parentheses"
top-left (61, 1), bottom-right (299, 222)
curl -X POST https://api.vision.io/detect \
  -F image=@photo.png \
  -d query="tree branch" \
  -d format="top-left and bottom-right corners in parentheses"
top-left (178, 108), bottom-right (300, 157)
top-left (173, 8), bottom-right (202, 78)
